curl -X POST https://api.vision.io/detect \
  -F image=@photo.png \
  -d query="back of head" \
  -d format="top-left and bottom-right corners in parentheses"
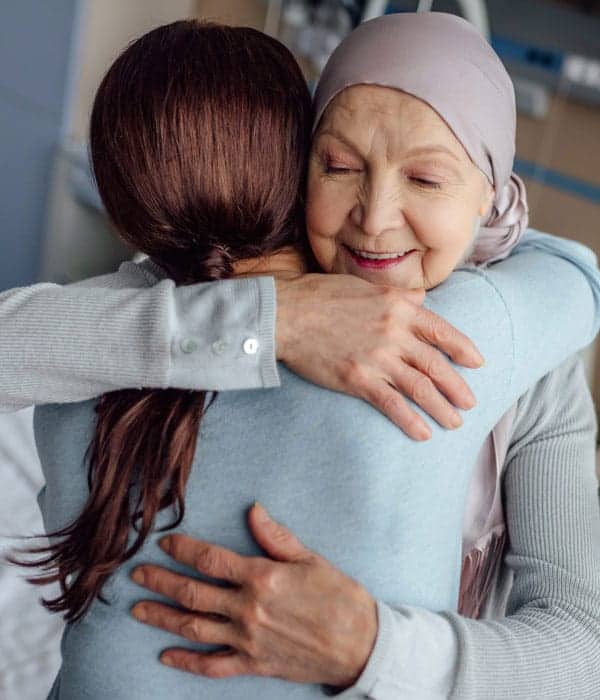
top-left (91, 20), bottom-right (312, 283)
top-left (19, 21), bottom-right (311, 623)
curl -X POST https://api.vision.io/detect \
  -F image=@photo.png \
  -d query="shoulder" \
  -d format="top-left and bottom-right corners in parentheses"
top-left (34, 400), bottom-right (98, 465)
top-left (68, 257), bottom-right (168, 291)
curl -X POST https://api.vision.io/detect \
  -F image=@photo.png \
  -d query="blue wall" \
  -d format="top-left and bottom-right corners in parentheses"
top-left (0, 0), bottom-right (79, 289)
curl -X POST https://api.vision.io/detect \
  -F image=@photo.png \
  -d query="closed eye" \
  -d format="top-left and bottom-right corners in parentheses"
top-left (325, 164), bottom-right (355, 174)
top-left (410, 177), bottom-right (442, 189)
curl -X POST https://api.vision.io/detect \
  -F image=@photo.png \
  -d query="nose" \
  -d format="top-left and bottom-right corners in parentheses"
top-left (350, 177), bottom-right (407, 238)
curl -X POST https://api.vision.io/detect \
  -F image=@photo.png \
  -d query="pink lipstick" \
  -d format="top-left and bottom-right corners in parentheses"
top-left (345, 245), bottom-right (416, 270)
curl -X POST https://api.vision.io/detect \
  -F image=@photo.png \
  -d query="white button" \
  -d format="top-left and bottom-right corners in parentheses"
top-left (212, 339), bottom-right (229, 355)
top-left (180, 338), bottom-right (199, 353)
top-left (243, 338), bottom-right (259, 355)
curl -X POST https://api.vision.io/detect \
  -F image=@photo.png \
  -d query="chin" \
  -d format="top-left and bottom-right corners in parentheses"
top-left (355, 269), bottom-right (420, 289)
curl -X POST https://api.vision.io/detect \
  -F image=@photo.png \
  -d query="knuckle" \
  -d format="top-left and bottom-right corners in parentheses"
top-left (178, 654), bottom-right (196, 674)
top-left (410, 375), bottom-right (434, 404)
top-left (193, 544), bottom-right (219, 574)
top-left (241, 634), bottom-right (261, 660)
top-left (431, 319), bottom-right (452, 345)
top-left (202, 658), bottom-right (233, 679)
top-left (367, 345), bottom-right (389, 367)
top-left (180, 615), bottom-right (204, 642)
top-left (201, 661), bottom-right (223, 679)
top-left (178, 579), bottom-right (201, 611)
top-left (426, 356), bottom-right (447, 383)
top-left (338, 358), bottom-right (365, 388)
top-left (376, 311), bottom-right (396, 338)
top-left (367, 386), bottom-right (400, 416)
top-left (240, 598), bottom-right (267, 632)
top-left (253, 565), bottom-right (280, 596)
top-left (269, 525), bottom-right (292, 548)
top-left (377, 284), bottom-right (397, 303)
top-left (379, 391), bottom-right (400, 416)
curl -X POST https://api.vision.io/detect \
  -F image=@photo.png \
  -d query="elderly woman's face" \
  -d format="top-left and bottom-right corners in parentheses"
top-left (306, 85), bottom-right (494, 289)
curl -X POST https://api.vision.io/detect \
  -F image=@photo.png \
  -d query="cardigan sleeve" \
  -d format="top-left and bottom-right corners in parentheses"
top-left (0, 264), bottom-right (278, 411)
top-left (333, 355), bottom-right (600, 699)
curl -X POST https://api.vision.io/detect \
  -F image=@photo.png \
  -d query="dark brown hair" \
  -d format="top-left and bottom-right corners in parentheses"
top-left (13, 20), bottom-right (312, 622)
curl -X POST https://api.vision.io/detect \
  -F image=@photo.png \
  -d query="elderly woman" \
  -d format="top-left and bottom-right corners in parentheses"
top-left (11, 14), bottom-right (600, 700)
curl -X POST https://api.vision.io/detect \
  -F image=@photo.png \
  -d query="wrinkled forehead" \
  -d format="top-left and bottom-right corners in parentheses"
top-left (314, 85), bottom-right (479, 173)
top-left (313, 13), bottom-right (516, 188)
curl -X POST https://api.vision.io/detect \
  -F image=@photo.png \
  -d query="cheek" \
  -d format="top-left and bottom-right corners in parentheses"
top-left (415, 204), bottom-right (480, 288)
top-left (306, 178), bottom-right (349, 272)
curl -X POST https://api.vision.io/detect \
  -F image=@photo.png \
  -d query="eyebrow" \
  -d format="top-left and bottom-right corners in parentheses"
top-left (403, 145), bottom-right (461, 162)
top-left (317, 130), bottom-right (462, 163)
top-left (316, 128), bottom-right (363, 155)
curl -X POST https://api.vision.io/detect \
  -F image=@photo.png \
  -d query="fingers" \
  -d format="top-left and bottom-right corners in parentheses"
top-left (160, 648), bottom-right (251, 679)
top-left (414, 307), bottom-right (484, 369)
top-left (391, 364), bottom-right (464, 429)
top-left (403, 342), bottom-right (476, 411)
top-left (159, 534), bottom-right (246, 583)
top-left (131, 564), bottom-right (238, 616)
top-left (131, 601), bottom-right (233, 646)
top-left (364, 382), bottom-right (432, 440)
top-left (248, 503), bottom-right (311, 563)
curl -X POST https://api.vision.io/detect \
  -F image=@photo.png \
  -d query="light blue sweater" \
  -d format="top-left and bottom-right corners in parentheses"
top-left (35, 231), bottom-right (600, 699)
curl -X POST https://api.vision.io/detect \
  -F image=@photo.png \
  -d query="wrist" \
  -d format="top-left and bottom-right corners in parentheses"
top-left (335, 590), bottom-right (378, 690)
top-left (274, 277), bottom-right (299, 362)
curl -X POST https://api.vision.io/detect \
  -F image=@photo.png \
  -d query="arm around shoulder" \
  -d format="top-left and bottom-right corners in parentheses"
top-left (0, 265), bottom-right (278, 411)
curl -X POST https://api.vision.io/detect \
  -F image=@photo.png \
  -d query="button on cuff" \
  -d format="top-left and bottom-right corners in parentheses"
top-left (243, 338), bottom-right (260, 355)
top-left (180, 338), bottom-right (199, 353)
top-left (212, 339), bottom-right (229, 355)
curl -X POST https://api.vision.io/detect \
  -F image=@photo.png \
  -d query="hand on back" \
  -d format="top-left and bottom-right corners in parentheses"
top-left (275, 273), bottom-right (483, 440)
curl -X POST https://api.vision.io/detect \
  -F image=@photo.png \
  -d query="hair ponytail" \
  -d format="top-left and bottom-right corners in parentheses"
top-left (17, 389), bottom-right (211, 621)
top-left (10, 20), bottom-right (311, 621)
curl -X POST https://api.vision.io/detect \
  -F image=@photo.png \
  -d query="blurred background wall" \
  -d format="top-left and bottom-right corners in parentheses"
top-left (0, 1), bottom-right (80, 289)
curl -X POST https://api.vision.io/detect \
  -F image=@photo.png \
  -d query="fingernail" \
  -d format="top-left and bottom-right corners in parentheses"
top-left (161, 654), bottom-right (175, 667)
top-left (463, 394), bottom-right (476, 409)
top-left (131, 568), bottom-right (146, 586)
top-left (474, 352), bottom-right (484, 366)
top-left (450, 413), bottom-right (463, 428)
top-left (132, 604), bottom-right (147, 622)
top-left (159, 537), bottom-right (172, 554)
top-left (253, 501), bottom-right (270, 523)
top-left (416, 423), bottom-right (432, 441)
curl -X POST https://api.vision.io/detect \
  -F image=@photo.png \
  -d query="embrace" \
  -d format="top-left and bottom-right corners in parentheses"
top-left (6, 11), bottom-right (600, 700)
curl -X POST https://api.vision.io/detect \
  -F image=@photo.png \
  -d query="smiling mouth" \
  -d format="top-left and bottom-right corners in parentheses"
top-left (344, 244), bottom-right (417, 269)
top-left (346, 246), bottom-right (415, 260)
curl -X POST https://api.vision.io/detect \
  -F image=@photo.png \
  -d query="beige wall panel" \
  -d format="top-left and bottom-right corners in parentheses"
top-left (69, 0), bottom-right (196, 142)
top-left (524, 178), bottom-right (600, 247)
top-left (193, 0), bottom-right (266, 28)
top-left (523, 177), bottom-right (600, 412)
top-left (517, 95), bottom-right (600, 187)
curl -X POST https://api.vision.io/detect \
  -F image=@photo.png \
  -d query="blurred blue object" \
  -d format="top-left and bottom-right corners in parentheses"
top-left (0, 0), bottom-right (81, 290)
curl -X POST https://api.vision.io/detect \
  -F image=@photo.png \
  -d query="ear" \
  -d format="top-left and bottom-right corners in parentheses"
top-left (479, 182), bottom-right (495, 217)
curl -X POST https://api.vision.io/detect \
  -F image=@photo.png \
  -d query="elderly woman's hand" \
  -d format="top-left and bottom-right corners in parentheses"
top-left (130, 503), bottom-right (377, 688)
top-left (276, 273), bottom-right (483, 441)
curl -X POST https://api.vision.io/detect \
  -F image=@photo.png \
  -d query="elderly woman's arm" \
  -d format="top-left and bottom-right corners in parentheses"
top-left (338, 354), bottom-right (600, 700)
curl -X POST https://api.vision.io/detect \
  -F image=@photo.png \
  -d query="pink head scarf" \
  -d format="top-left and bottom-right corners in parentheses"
top-left (313, 12), bottom-right (528, 265)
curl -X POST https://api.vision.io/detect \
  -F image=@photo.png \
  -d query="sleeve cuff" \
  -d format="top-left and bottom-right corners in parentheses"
top-left (168, 276), bottom-right (280, 392)
top-left (322, 600), bottom-right (395, 698)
